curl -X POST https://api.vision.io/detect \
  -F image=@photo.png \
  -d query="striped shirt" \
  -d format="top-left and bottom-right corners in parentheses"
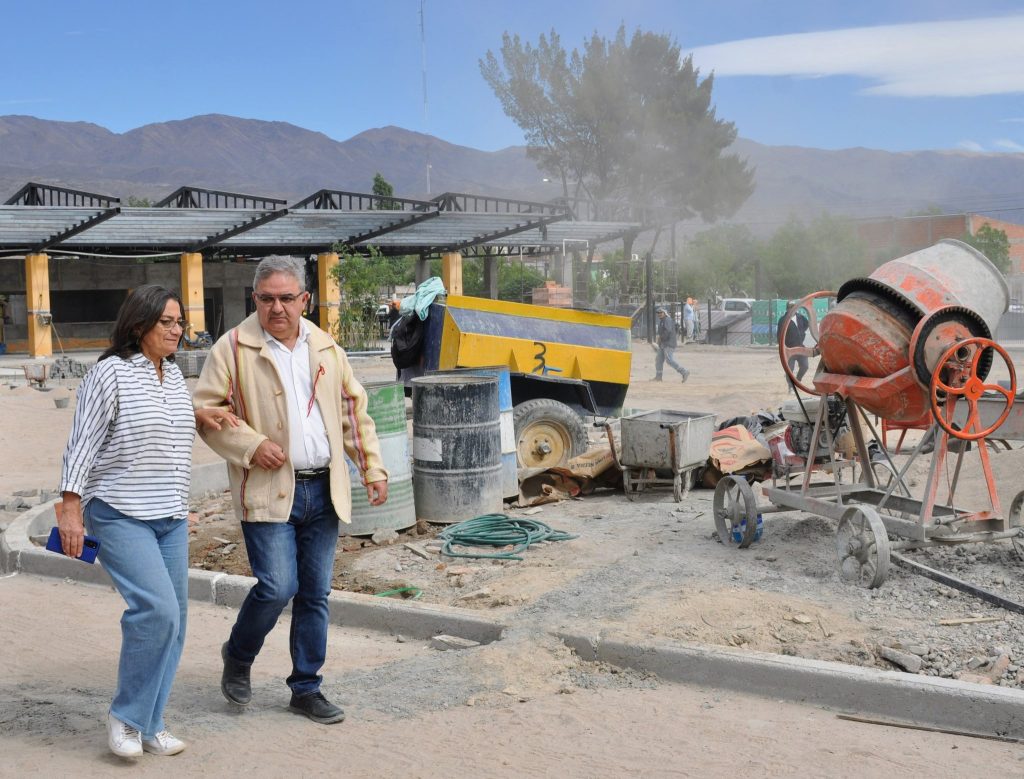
top-left (60, 352), bottom-right (195, 520)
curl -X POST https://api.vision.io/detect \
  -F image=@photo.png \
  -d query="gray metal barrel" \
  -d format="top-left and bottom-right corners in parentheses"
top-left (411, 375), bottom-right (503, 524)
top-left (344, 381), bottom-right (415, 536)
top-left (428, 366), bottom-right (517, 499)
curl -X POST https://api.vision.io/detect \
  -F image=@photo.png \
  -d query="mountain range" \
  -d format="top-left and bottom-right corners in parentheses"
top-left (3, 113), bottom-right (1024, 230)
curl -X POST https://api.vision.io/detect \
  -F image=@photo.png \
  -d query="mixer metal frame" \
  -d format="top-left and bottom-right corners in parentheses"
top-left (714, 291), bottom-right (1024, 589)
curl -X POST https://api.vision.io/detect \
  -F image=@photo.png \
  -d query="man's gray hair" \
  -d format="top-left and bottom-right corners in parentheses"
top-left (253, 255), bottom-right (306, 291)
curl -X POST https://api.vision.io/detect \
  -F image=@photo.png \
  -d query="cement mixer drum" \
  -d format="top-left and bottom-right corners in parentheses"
top-left (816, 240), bottom-right (1009, 423)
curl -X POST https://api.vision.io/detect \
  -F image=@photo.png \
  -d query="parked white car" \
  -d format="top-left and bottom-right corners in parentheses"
top-left (719, 298), bottom-right (755, 313)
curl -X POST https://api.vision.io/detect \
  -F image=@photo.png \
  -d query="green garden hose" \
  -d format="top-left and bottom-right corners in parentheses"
top-left (438, 513), bottom-right (578, 561)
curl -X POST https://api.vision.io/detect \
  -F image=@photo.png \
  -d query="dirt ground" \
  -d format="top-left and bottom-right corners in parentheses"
top-left (5, 575), bottom-right (1022, 777)
top-left (5, 342), bottom-right (1024, 702)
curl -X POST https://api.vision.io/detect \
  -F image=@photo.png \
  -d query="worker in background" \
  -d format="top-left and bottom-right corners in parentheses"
top-left (386, 298), bottom-right (402, 335)
top-left (654, 307), bottom-right (690, 383)
top-left (779, 302), bottom-right (811, 382)
top-left (682, 297), bottom-right (695, 343)
top-left (194, 255), bottom-right (389, 726)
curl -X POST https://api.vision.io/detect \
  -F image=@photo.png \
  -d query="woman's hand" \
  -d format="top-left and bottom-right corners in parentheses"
top-left (195, 407), bottom-right (240, 431)
top-left (58, 492), bottom-right (85, 559)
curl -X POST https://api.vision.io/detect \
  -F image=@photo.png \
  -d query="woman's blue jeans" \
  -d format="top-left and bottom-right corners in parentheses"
top-left (84, 499), bottom-right (188, 739)
top-left (225, 475), bottom-right (339, 696)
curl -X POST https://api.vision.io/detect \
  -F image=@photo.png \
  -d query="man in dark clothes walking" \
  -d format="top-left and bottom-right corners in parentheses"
top-left (653, 308), bottom-right (689, 383)
top-left (778, 303), bottom-right (811, 382)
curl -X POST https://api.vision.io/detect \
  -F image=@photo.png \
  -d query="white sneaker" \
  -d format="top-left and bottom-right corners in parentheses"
top-left (107, 712), bottom-right (142, 758)
top-left (142, 730), bottom-right (187, 756)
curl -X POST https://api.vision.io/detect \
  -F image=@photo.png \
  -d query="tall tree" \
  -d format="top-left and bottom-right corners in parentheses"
top-left (371, 172), bottom-right (398, 210)
top-left (962, 223), bottom-right (1011, 273)
top-left (481, 26), bottom-right (754, 299)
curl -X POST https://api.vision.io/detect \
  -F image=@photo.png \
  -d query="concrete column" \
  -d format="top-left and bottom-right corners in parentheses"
top-left (179, 252), bottom-right (206, 332)
top-left (483, 256), bottom-right (499, 299)
top-left (25, 252), bottom-right (52, 357)
top-left (317, 251), bottom-right (340, 337)
top-left (415, 254), bottom-right (431, 285)
top-left (441, 252), bottom-right (463, 296)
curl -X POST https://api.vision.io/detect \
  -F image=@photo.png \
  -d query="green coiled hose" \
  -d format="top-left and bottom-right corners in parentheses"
top-left (438, 513), bottom-right (578, 561)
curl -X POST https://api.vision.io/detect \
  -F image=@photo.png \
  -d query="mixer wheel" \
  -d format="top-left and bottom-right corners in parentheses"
top-left (929, 337), bottom-right (1016, 441)
top-left (1008, 491), bottom-right (1024, 563)
top-left (712, 475), bottom-right (759, 549)
top-left (835, 506), bottom-right (890, 588)
top-left (777, 290), bottom-right (834, 396)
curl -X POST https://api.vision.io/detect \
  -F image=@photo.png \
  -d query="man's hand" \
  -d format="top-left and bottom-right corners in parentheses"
top-left (251, 440), bottom-right (287, 470)
top-left (58, 493), bottom-right (85, 559)
top-left (366, 480), bottom-right (388, 506)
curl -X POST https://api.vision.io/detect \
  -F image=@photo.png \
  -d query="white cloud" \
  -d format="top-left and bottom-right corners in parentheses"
top-left (957, 140), bottom-right (985, 152)
top-left (689, 15), bottom-right (1024, 98)
top-left (994, 138), bottom-right (1024, 152)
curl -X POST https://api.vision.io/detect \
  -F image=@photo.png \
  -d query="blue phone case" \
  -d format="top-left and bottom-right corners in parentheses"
top-left (45, 526), bottom-right (100, 564)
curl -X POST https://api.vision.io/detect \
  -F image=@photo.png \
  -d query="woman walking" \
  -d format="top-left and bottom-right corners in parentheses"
top-left (57, 284), bottom-right (233, 758)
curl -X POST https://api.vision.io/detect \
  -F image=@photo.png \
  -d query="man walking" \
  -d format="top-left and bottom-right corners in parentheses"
top-left (778, 302), bottom-right (812, 383)
top-left (653, 307), bottom-right (690, 383)
top-left (194, 255), bottom-right (388, 725)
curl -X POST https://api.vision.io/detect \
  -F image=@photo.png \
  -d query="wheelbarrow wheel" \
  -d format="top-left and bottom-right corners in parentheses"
top-left (513, 398), bottom-right (590, 469)
top-left (713, 475), bottom-right (758, 548)
top-left (835, 506), bottom-right (890, 588)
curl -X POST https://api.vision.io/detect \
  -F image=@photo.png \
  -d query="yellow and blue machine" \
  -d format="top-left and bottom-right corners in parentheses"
top-left (422, 295), bottom-right (632, 417)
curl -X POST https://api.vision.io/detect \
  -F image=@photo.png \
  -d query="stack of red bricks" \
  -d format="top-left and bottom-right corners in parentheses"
top-left (531, 281), bottom-right (573, 308)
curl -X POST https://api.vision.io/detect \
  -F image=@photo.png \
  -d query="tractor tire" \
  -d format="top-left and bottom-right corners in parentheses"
top-left (513, 398), bottom-right (590, 469)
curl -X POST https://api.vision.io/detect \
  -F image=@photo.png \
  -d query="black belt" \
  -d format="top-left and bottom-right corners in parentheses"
top-left (294, 467), bottom-right (330, 480)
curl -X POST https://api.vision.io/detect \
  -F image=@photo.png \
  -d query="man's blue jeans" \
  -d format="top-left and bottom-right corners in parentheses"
top-left (655, 346), bottom-right (687, 378)
top-left (84, 499), bottom-right (188, 739)
top-left (226, 475), bottom-right (339, 696)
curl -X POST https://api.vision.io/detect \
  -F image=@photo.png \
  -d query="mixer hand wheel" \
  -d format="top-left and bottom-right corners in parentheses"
top-left (778, 290), bottom-right (834, 396)
top-left (929, 337), bottom-right (1016, 441)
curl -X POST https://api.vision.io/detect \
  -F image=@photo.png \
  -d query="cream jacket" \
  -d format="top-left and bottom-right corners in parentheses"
top-left (193, 314), bottom-right (388, 523)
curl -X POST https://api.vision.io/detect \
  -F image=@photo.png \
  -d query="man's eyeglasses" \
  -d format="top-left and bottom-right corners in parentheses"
top-left (254, 293), bottom-right (305, 306)
top-left (157, 317), bottom-right (188, 331)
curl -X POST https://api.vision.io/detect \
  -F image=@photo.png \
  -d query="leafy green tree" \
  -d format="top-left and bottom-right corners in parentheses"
top-left (481, 26), bottom-right (753, 298)
top-left (328, 245), bottom-right (411, 348)
top-left (761, 214), bottom-right (870, 298)
top-left (498, 260), bottom-right (546, 302)
top-left (681, 224), bottom-right (759, 299)
top-left (126, 195), bottom-right (151, 207)
top-left (371, 173), bottom-right (399, 210)
top-left (962, 223), bottom-right (1010, 273)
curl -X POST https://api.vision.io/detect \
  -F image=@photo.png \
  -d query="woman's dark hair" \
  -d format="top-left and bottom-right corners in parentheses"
top-left (99, 285), bottom-right (183, 362)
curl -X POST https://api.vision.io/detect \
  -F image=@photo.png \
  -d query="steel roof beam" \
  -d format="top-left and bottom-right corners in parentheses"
top-left (4, 181), bottom-right (120, 207)
top-left (32, 207), bottom-right (121, 252)
top-left (344, 209), bottom-right (442, 246)
top-left (154, 186), bottom-right (287, 210)
top-left (289, 188), bottom-right (435, 212)
top-left (437, 213), bottom-right (567, 253)
top-left (187, 207), bottom-right (292, 252)
top-left (432, 191), bottom-right (570, 216)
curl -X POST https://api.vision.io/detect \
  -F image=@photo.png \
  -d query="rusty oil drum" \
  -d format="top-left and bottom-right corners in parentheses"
top-left (817, 240), bottom-right (1008, 423)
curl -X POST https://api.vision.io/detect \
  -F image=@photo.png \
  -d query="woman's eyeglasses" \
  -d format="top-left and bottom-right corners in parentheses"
top-left (157, 317), bottom-right (188, 331)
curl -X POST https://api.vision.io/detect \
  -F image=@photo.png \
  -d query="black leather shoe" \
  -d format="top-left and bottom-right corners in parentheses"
top-left (288, 691), bottom-right (346, 724)
top-left (221, 642), bottom-right (252, 706)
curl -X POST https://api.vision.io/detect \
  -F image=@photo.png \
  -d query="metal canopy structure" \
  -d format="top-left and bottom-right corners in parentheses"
top-left (0, 183), bottom-right (641, 259)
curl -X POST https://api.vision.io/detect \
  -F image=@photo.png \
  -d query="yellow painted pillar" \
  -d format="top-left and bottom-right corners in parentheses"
top-left (441, 252), bottom-right (463, 296)
top-left (25, 252), bottom-right (52, 358)
top-left (317, 251), bottom-right (340, 337)
top-left (179, 252), bottom-right (206, 333)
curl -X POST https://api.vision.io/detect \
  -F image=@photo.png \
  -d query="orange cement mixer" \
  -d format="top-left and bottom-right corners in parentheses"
top-left (781, 239), bottom-right (1012, 432)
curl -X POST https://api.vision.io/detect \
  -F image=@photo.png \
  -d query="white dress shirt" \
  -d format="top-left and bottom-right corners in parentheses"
top-left (262, 319), bottom-right (331, 470)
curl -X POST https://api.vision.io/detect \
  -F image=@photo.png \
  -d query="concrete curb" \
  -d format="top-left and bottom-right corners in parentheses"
top-left (560, 633), bottom-right (1024, 740)
top-left (1, 498), bottom-right (506, 645)
top-left (7, 497), bottom-right (1024, 737)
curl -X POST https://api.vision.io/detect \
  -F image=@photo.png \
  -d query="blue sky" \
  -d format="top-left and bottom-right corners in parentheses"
top-left (4, 0), bottom-right (1024, 153)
